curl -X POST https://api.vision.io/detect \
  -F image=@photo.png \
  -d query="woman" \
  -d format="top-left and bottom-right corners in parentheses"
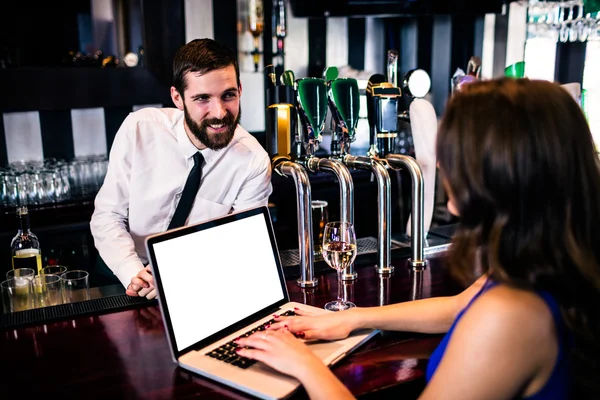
top-left (236, 78), bottom-right (600, 399)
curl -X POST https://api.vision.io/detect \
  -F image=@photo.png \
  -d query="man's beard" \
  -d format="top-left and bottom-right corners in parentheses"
top-left (184, 104), bottom-right (241, 150)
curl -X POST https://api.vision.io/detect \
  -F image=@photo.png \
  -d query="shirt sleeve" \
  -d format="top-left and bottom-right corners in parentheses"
top-left (232, 151), bottom-right (273, 212)
top-left (90, 114), bottom-right (145, 288)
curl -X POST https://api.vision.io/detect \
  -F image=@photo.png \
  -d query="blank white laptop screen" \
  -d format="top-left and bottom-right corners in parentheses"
top-left (151, 213), bottom-right (286, 351)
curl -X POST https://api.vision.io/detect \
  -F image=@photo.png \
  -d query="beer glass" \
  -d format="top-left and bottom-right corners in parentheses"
top-left (311, 200), bottom-right (329, 257)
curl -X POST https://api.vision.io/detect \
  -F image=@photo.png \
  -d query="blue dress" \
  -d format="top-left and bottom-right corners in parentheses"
top-left (425, 279), bottom-right (569, 399)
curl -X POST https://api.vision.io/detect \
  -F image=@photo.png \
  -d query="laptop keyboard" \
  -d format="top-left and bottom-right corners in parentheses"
top-left (205, 309), bottom-right (297, 369)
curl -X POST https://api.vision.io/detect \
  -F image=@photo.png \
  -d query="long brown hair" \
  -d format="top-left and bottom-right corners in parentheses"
top-left (436, 78), bottom-right (600, 396)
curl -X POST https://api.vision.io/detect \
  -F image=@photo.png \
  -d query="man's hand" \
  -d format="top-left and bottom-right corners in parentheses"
top-left (126, 266), bottom-right (157, 299)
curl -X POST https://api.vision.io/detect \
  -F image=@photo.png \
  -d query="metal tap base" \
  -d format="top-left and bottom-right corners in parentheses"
top-left (297, 278), bottom-right (319, 288)
top-left (374, 265), bottom-right (395, 275)
top-left (342, 271), bottom-right (358, 281)
top-left (407, 258), bottom-right (427, 270)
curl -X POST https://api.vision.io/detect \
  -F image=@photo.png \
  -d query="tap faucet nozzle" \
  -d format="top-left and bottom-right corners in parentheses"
top-left (385, 154), bottom-right (427, 270)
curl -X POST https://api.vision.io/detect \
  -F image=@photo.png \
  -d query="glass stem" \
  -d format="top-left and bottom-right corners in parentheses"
top-left (337, 269), bottom-right (344, 305)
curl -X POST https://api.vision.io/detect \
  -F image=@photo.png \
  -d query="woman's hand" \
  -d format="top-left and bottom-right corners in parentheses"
top-left (268, 308), bottom-right (359, 341)
top-left (235, 328), bottom-right (326, 380)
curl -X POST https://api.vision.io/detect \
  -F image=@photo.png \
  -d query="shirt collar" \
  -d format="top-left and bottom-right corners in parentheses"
top-left (176, 116), bottom-right (203, 160)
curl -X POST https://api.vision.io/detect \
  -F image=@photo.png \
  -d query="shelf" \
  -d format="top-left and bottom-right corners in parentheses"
top-left (0, 199), bottom-right (95, 234)
top-left (0, 67), bottom-right (172, 112)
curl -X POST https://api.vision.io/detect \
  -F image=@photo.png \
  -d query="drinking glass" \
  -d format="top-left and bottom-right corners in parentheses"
top-left (32, 274), bottom-right (63, 308)
top-left (311, 200), bottom-right (329, 257)
top-left (322, 221), bottom-right (357, 311)
top-left (42, 265), bottom-right (68, 276)
top-left (61, 270), bottom-right (90, 303)
top-left (1, 277), bottom-right (34, 312)
top-left (6, 267), bottom-right (35, 281)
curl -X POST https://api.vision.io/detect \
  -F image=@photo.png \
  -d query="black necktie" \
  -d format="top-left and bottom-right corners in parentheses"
top-left (168, 152), bottom-right (204, 229)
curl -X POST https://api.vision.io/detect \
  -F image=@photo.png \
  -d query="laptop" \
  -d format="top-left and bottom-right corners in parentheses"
top-left (145, 206), bottom-right (379, 400)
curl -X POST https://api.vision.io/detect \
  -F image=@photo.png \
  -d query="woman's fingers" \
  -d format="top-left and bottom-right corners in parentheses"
top-left (299, 329), bottom-right (323, 341)
top-left (270, 318), bottom-right (301, 332)
top-left (236, 331), bottom-right (277, 352)
top-left (292, 308), bottom-right (317, 317)
top-left (236, 347), bottom-right (269, 363)
top-left (235, 329), bottom-right (323, 379)
top-left (238, 327), bottom-right (295, 348)
top-left (270, 314), bottom-right (324, 335)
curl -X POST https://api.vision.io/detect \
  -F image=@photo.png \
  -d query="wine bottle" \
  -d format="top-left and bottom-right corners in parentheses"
top-left (10, 206), bottom-right (42, 274)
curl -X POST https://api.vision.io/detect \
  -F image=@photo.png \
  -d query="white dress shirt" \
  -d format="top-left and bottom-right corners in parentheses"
top-left (90, 107), bottom-right (272, 288)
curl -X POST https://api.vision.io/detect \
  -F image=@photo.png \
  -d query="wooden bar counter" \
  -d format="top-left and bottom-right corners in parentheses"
top-left (0, 254), bottom-right (463, 399)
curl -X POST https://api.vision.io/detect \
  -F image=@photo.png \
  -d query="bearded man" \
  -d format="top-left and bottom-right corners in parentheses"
top-left (90, 39), bottom-right (272, 299)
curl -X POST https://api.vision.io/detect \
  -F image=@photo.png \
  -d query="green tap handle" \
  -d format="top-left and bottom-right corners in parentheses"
top-left (505, 61), bottom-right (525, 79)
top-left (281, 70), bottom-right (295, 86)
top-left (329, 78), bottom-right (360, 141)
top-left (296, 78), bottom-right (328, 142)
top-left (323, 66), bottom-right (339, 81)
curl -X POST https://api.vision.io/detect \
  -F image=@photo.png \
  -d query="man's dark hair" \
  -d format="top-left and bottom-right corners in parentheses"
top-left (172, 38), bottom-right (240, 97)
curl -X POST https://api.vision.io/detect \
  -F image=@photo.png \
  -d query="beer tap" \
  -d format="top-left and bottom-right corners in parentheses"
top-left (365, 74), bottom-right (427, 271)
top-left (325, 68), bottom-right (394, 276)
top-left (366, 74), bottom-right (388, 159)
top-left (265, 65), bottom-right (318, 288)
top-left (401, 69), bottom-right (437, 239)
top-left (294, 76), bottom-right (357, 281)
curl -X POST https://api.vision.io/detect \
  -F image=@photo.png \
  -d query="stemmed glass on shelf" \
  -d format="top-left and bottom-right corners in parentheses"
top-left (322, 221), bottom-right (357, 312)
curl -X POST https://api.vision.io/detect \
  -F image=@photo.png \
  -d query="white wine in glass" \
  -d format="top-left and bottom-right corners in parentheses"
top-left (322, 221), bottom-right (357, 311)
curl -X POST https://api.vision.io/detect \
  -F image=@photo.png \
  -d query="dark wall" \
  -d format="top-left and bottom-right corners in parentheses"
top-left (0, 0), bottom-right (184, 113)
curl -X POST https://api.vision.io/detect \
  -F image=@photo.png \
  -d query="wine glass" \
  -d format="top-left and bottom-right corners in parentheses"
top-left (322, 221), bottom-right (357, 311)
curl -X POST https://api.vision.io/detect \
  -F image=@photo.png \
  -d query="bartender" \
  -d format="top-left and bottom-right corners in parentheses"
top-left (90, 38), bottom-right (272, 299)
